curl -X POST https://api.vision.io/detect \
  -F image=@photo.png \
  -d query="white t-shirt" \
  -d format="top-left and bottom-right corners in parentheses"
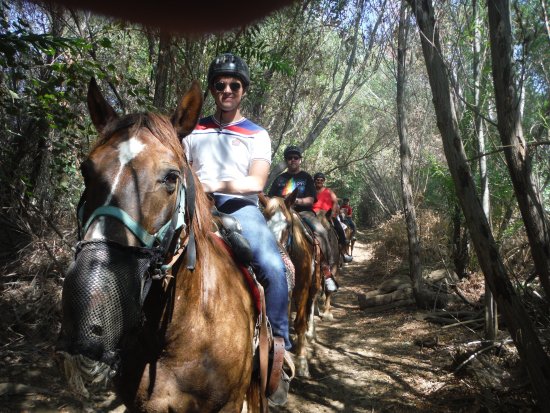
top-left (182, 115), bottom-right (271, 204)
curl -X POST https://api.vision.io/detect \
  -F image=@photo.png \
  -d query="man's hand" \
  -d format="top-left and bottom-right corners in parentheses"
top-left (201, 181), bottom-right (219, 193)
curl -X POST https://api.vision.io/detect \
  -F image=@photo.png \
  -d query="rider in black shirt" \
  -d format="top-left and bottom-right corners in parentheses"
top-left (268, 146), bottom-right (339, 292)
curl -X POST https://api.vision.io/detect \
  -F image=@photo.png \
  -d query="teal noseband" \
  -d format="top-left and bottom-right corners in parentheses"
top-left (78, 184), bottom-right (186, 249)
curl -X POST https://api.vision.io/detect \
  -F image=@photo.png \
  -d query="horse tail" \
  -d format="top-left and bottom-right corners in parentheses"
top-left (245, 374), bottom-right (262, 413)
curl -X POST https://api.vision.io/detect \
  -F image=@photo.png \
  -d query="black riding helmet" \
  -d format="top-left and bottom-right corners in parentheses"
top-left (313, 172), bottom-right (326, 181)
top-left (283, 145), bottom-right (302, 159)
top-left (207, 53), bottom-right (250, 88)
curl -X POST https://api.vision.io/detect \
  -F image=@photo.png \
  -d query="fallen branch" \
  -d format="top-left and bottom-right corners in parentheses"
top-left (450, 283), bottom-right (479, 307)
top-left (453, 338), bottom-right (513, 374)
top-left (441, 318), bottom-right (485, 329)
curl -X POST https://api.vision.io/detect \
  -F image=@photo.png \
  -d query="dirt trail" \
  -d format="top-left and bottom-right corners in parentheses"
top-left (0, 230), bottom-right (485, 412)
top-left (272, 229), bottom-right (472, 413)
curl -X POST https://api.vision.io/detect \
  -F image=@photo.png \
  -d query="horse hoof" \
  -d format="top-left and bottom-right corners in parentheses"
top-left (321, 312), bottom-right (334, 321)
top-left (296, 357), bottom-right (310, 378)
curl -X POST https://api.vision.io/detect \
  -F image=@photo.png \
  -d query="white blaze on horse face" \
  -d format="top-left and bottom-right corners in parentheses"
top-left (267, 210), bottom-right (288, 243)
top-left (106, 136), bottom-right (146, 204)
top-left (89, 137), bottom-right (146, 239)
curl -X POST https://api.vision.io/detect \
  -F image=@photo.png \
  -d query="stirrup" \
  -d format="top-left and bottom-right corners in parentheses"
top-left (267, 338), bottom-right (294, 406)
top-left (268, 370), bottom-right (290, 406)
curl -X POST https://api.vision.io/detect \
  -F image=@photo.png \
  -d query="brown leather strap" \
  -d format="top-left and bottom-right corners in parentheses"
top-left (267, 337), bottom-right (285, 396)
top-left (258, 284), bottom-right (270, 413)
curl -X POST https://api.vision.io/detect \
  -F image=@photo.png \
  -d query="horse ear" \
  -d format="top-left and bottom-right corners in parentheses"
top-left (285, 188), bottom-right (299, 208)
top-left (87, 78), bottom-right (118, 133)
top-left (172, 81), bottom-right (203, 139)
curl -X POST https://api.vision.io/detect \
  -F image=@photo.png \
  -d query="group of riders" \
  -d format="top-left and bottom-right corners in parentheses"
top-left (268, 145), bottom-right (355, 290)
top-left (182, 52), bottom-right (356, 405)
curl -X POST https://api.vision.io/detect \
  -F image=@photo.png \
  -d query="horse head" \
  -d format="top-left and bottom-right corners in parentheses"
top-left (57, 78), bottom-right (203, 396)
top-left (260, 189), bottom-right (298, 248)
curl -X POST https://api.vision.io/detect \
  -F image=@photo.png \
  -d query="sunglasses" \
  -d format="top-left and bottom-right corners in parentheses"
top-left (286, 156), bottom-right (300, 161)
top-left (214, 81), bottom-right (242, 92)
top-left (315, 178), bottom-right (325, 182)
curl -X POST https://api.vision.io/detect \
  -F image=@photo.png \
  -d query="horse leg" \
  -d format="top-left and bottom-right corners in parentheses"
top-left (293, 327), bottom-right (310, 378)
top-left (321, 260), bottom-right (337, 320)
top-left (292, 270), bottom-right (310, 377)
top-left (305, 291), bottom-right (317, 341)
top-left (322, 291), bottom-right (334, 321)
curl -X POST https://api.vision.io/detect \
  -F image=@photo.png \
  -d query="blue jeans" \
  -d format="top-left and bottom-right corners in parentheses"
top-left (344, 217), bottom-right (356, 233)
top-left (216, 196), bottom-right (290, 350)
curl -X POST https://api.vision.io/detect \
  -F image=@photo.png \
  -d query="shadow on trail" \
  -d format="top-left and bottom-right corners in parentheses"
top-left (275, 319), bottom-right (439, 412)
top-left (273, 227), bottom-right (448, 413)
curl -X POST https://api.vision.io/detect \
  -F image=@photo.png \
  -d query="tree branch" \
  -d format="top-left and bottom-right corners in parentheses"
top-left (467, 141), bottom-right (550, 162)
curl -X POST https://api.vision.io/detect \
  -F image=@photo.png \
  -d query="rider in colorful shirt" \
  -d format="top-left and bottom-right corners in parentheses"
top-left (341, 197), bottom-right (356, 239)
top-left (313, 172), bottom-right (352, 264)
top-left (268, 146), bottom-right (338, 292)
top-left (182, 53), bottom-right (290, 405)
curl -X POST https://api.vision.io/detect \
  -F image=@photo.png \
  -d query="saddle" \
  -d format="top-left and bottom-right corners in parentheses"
top-left (294, 213), bottom-right (316, 245)
top-left (211, 208), bottom-right (253, 266)
top-left (210, 211), bottom-right (294, 410)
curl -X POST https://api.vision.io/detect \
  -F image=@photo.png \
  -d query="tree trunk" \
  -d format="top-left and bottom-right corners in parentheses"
top-left (451, 205), bottom-right (469, 280)
top-left (153, 33), bottom-right (172, 110)
top-left (396, 1), bottom-right (427, 308)
top-left (487, 0), bottom-right (550, 300)
top-left (406, 0), bottom-right (550, 408)
top-left (473, 0), bottom-right (497, 340)
top-left (26, 3), bottom-right (66, 210)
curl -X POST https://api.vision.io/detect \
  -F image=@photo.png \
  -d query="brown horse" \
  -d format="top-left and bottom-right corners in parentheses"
top-left (260, 191), bottom-right (323, 377)
top-left (340, 212), bottom-right (356, 258)
top-left (57, 79), bottom-right (262, 412)
top-left (345, 230), bottom-right (356, 257)
top-left (314, 211), bottom-right (341, 321)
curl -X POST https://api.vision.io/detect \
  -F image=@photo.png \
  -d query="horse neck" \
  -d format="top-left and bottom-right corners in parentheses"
top-left (169, 234), bottom-right (248, 321)
top-left (289, 213), bottom-right (309, 253)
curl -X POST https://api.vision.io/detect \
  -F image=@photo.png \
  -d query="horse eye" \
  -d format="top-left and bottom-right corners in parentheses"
top-left (163, 171), bottom-right (180, 192)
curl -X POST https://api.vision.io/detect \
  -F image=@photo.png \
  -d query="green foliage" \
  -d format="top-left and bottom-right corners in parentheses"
top-left (0, 3), bottom-right (133, 215)
top-left (0, 0), bottom-right (547, 244)
top-left (423, 155), bottom-right (456, 212)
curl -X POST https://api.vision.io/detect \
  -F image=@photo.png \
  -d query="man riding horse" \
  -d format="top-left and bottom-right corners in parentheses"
top-left (182, 53), bottom-right (291, 405)
top-left (341, 197), bottom-right (356, 240)
top-left (268, 146), bottom-right (340, 293)
top-left (312, 172), bottom-right (353, 266)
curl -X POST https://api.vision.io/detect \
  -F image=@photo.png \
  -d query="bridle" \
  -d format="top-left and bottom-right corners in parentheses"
top-left (75, 169), bottom-right (198, 298)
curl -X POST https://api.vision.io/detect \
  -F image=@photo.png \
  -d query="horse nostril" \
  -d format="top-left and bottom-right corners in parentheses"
top-left (90, 325), bottom-right (103, 336)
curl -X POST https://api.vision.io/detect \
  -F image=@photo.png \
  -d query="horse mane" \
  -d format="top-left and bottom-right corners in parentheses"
top-left (264, 196), bottom-right (310, 247)
top-left (92, 112), bottom-right (213, 251)
top-left (262, 196), bottom-right (285, 218)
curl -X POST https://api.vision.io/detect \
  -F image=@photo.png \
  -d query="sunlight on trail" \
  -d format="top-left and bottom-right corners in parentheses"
top-left (272, 229), bottom-right (471, 413)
